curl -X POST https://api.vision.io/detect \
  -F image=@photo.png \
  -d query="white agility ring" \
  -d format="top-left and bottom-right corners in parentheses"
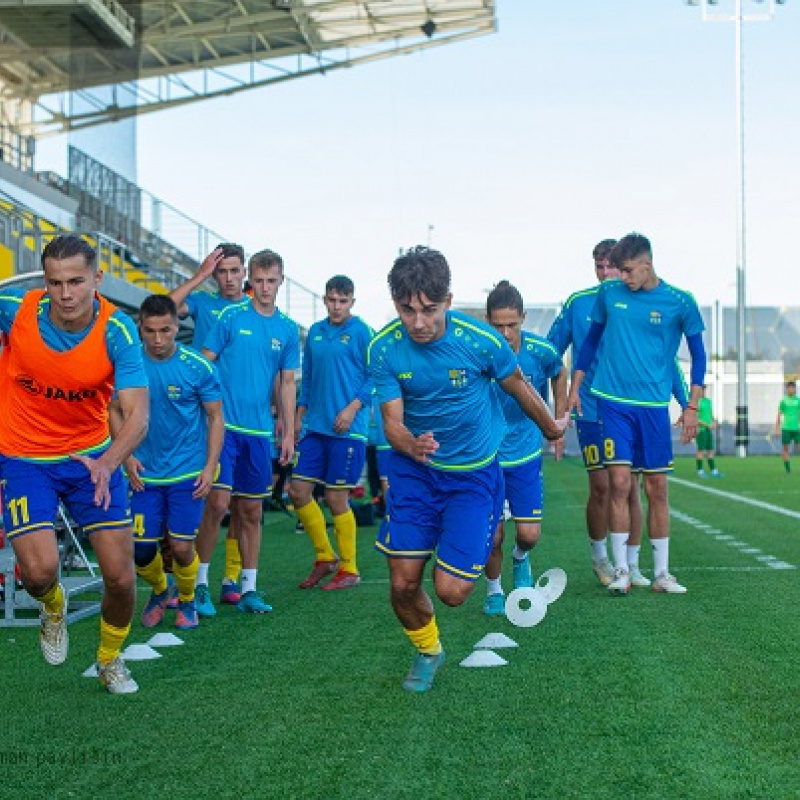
top-left (504, 587), bottom-right (547, 628)
top-left (534, 568), bottom-right (567, 605)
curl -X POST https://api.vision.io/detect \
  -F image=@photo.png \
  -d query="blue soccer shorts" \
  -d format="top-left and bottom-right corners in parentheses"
top-left (293, 432), bottom-right (366, 490)
top-left (374, 451), bottom-right (504, 581)
top-left (502, 457), bottom-right (543, 522)
top-left (0, 452), bottom-right (131, 540)
top-left (576, 420), bottom-right (606, 473)
top-left (597, 398), bottom-right (673, 473)
top-left (130, 477), bottom-right (204, 543)
top-left (375, 446), bottom-right (391, 482)
top-left (214, 429), bottom-right (273, 499)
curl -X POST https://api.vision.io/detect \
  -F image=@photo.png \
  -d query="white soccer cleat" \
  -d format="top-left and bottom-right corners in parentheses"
top-left (97, 657), bottom-right (139, 694)
top-left (608, 568), bottom-right (631, 595)
top-left (592, 557), bottom-right (615, 587)
top-left (39, 583), bottom-right (69, 665)
top-left (652, 572), bottom-right (687, 594)
top-left (629, 567), bottom-right (651, 588)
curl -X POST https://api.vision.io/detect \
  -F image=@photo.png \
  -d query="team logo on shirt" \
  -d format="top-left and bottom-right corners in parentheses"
top-left (449, 368), bottom-right (467, 388)
top-left (649, 311), bottom-right (662, 325)
top-left (15, 374), bottom-right (97, 402)
top-left (271, 338), bottom-right (282, 351)
top-left (167, 384), bottom-right (181, 400)
top-left (614, 302), bottom-right (628, 309)
top-left (339, 334), bottom-right (351, 345)
top-left (398, 372), bottom-right (413, 381)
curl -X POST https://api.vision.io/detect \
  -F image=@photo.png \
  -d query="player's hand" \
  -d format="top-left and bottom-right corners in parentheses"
top-left (198, 247), bottom-right (224, 279)
top-left (680, 407), bottom-right (698, 445)
top-left (566, 390), bottom-right (582, 419)
top-left (551, 437), bottom-right (565, 462)
top-left (193, 466), bottom-right (215, 499)
top-left (279, 433), bottom-right (294, 467)
top-left (411, 431), bottom-right (439, 463)
top-left (124, 456), bottom-right (145, 492)
top-left (70, 453), bottom-right (113, 510)
top-left (333, 407), bottom-right (355, 435)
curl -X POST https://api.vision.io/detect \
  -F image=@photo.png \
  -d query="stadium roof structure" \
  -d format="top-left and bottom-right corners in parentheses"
top-left (0, 0), bottom-right (497, 136)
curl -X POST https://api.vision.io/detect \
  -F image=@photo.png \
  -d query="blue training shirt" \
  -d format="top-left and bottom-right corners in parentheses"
top-left (368, 311), bottom-right (518, 471)
top-left (589, 279), bottom-right (704, 406)
top-left (497, 332), bottom-right (562, 467)
top-left (204, 303), bottom-right (299, 437)
top-left (186, 291), bottom-right (248, 350)
top-left (134, 345), bottom-right (221, 483)
top-left (297, 315), bottom-right (374, 442)
top-left (368, 391), bottom-right (389, 449)
top-left (0, 287), bottom-right (146, 391)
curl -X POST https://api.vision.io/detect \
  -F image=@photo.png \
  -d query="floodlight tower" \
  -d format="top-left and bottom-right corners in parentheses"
top-left (686, 0), bottom-right (786, 457)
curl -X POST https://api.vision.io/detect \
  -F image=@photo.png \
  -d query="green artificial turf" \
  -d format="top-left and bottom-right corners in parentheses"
top-left (1, 455), bottom-right (798, 799)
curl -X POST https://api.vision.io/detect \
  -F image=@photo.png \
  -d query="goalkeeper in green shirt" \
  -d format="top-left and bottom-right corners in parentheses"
top-left (775, 380), bottom-right (800, 474)
top-left (696, 386), bottom-right (722, 478)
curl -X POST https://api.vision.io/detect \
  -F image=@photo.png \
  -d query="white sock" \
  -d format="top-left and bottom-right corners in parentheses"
top-left (241, 568), bottom-right (258, 594)
top-left (511, 545), bottom-right (527, 561)
top-left (627, 544), bottom-right (641, 571)
top-left (652, 538), bottom-right (669, 577)
top-left (196, 562), bottom-right (210, 587)
top-left (590, 537), bottom-right (608, 561)
top-left (486, 576), bottom-right (503, 596)
top-left (609, 533), bottom-right (629, 572)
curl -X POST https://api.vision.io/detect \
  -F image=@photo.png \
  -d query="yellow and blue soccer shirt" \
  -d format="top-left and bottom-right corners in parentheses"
top-left (134, 345), bottom-right (221, 483)
top-left (589, 279), bottom-right (704, 406)
top-left (548, 286), bottom-right (602, 422)
top-left (368, 311), bottom-right (517, 471)
top-left (368, 391), bottom-right (389, 448)
top-left (497, 332), bottom-right (562, 467)
top-left (297, 315), bottom-right (373, 441)
top-left (186, 291), bottom-right (248, 350)
top-left (204, 303), bottom-right (299, 437)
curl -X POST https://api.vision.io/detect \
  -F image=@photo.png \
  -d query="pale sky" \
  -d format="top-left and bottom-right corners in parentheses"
top-left (41, 1), bottom-right (800, 330)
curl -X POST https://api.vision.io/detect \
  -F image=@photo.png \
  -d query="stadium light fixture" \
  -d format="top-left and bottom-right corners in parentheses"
top-left (687, 0), bottom-right (787, 458)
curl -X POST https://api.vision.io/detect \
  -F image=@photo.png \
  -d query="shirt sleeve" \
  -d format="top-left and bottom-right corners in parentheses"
top-left (185, 293), bottom-right (199, 319)
top-left (203, 307), bottom-right (229, 356)
top-left (297, 334), bottom-right (312, 408)
top-left (0, 288), bottom-right (25, 333)
top-left (197, 359), bottom-right (222, 403)
top-left (106, 311), bottom-right (148, 391)
top-left (487, 337), bottom-right (518, 383)
top-left (280, 321), bottom-right (300, 372)
top-left (547, 301), bottom-right (573, 355)
top-left (369, 345), bottom-right (401, 405)
top-left (353, 324), bottom-right (375, 408)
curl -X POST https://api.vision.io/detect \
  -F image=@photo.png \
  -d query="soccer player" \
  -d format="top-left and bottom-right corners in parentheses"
top-left (482, 280), bottom-right (566, 616)
top-left (196, 249), bottom-right (298, 615)
top-left (567, 232), bottom-right (706, 595)
top-left (170, 242), bottom-right (248, 603)
top-left (775, 380), bottom-right (800, 474)
top-left (289, 275), bottom-right (373, 590)
top-left (110, 295), bottom-right (224, 631)
top-left (696, 386), bottom-right (722, 478)
top-left (369, 246), bottom-right (566, 692)
top-left (0, 234), bottom-right (148, 693)
top-left (548, 240), bottom-right (651, 588)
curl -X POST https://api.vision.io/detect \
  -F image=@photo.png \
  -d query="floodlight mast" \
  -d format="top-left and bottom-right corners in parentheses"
top-left (686, 0), bottom-right (786, 457)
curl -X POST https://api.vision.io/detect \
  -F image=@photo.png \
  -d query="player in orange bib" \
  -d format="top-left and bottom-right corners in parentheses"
top-left (0, 234), bottom-right (149, 694)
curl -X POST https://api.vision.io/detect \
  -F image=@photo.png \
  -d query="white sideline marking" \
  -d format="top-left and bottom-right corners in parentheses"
top-left (670, 508), bottom-right (796, 570)
top-left (670, 476), bottom-right (800, 521)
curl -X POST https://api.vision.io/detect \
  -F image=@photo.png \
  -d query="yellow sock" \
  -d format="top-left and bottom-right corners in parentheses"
top-left (224, 537), bottom-right (242, 582)
top-left (333, 509), bottom-right (358, 574)
top-left (97, 618), bottom-right (131, 665)
top-left (296, 500), bottom-right (336, 561)
top-left (135, 551), bottom-right (168, 595)
top-left (38, 582), bottom-right (64, 618)
top-left (404, 618), bottom-right (442, 655)
top-left (173, 553), bottom-right (199, 601)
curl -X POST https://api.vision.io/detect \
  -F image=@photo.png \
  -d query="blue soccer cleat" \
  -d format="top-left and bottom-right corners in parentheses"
top-left (141, 588), bottom-right (169, 628)
top-left (195, 584), bottom-right (217, 618)
top-left (483, 593), bottom-right (506, 616)
top-left (402, 651), bottom-right (446, 693)
top-left (512, 556), bottom-right (533, 589)
top-left (175, 599), bottom-right (199, 630)
top-left (236, 591), bottom-right (273, 614)
top-left (220, 578), bottom-right (241, 604)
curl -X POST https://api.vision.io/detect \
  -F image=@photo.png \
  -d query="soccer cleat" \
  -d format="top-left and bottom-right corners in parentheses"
top-left (166, 574), bottom-right (179, 610)
top-left (608, 568), bottom-right (631, 595)
top-left (141, 588), bottom-right (169, 628)
top-left (220, 578), bottom-right (241, 605)
top-left (592, 557), bottom-right (615, 586)
top-left (39, 584), bottom-right (69, 666)
top-left (711, 470), bottom-right (724, 478)
top-left (97, 657), bottom-right (139, 695)
top-left (629, 567), bottom-right (651, 588)
top-left (402, 651), bottom-right (446, 693)
top-left (652, 572), bottom-right (687, 594)
top-left (322, 569), bottom-right (361, 591)
top-left (697, 470), bottom-right (708, 478)
top-left (298, 559), bottom-right (339, 589)
top-left (512, 556), bottom-right (533, 589)
top-left (194, 584), bottom-right (217, 618)
top-left (483, 593), bottom-right (506, 616)
top-left (236, 591), bottom-right (273, 613)
top-left (175, 599), bottom-right (199, 630)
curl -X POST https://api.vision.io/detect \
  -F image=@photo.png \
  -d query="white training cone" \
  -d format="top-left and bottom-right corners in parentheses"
top-left (460, 650), bottom-right (508, 667)
top-left (121, 643), bottom-right (162, 661)
top-left (474, 632), bottom-right (519, 650)
top-left (147, 633), bottom-right (185, 648)
top-left (534, 568), bottom-right (567, 605)
top-left (505, 587), bottom-right (547, 628)
top-left (82, 664), bottom-right (99, 678)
